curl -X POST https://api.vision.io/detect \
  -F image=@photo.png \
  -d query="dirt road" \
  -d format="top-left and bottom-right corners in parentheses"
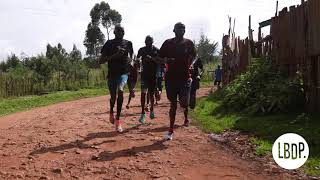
top-left (0, 88), bottom-right (295, 179)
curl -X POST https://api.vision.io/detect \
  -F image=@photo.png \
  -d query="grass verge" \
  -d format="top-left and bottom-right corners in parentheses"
top-left (0, 80), bottom-right (211, 117)
top-left (0, 88), bottom-right (108, 117)
top-left (191, 91), bottom-right (320, 176)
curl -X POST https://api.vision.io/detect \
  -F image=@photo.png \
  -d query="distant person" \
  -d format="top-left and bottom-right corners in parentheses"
top-left (159, 22), bottom-right (196, 140)
top-left (99, 25), bottom-right (133, 133)
top-left (146, 64), bottom-right (165, 108)
top-left (189, 57), bottom-right (204, 109)
top-left (155, 63), bottom-right (165, 104)
top-left (137, 35), bottom-right (160, 124)
top-left (126, 58), bottom-right (139, 109)
top-left (214, 65), bottom-right (222, 89)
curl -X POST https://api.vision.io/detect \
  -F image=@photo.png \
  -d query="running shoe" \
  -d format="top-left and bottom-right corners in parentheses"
top-left (150, 111), bottom-right (155, 119)
top-left (109, 112), bottom-right (115, 124)
top-left (164, 132), bottom-right (173, 140)
top-left (139, 113), bottom-right (146, 124)
top-left (183, 120), bottom-right (190, 127)
top-left (115, 120), bottom-right (123, 133)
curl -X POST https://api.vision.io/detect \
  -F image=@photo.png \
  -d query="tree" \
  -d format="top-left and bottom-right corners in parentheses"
top-left (84, 1), bottom-right (122, 57)
top-left (6, 54), bottom-right (21, 70)
top-left (70, 44), bottom-right (82, 62)
top-left (46, 44), bottom-right (55, 59)
top-left (196, 33), bottom-right (219, 64)
top-left (45, 43), bottom-right (69, 90)
top-left (0, 61), bottom-right (8, 72)
top-left (69, 44), bottom-right (82, 81)
top-left (83, 57), bottom-right (96, 86)
top-left (83, 22), bottom-right (105, 57)
top-left (28, 55), bottom-right (53, 85)
top-left (90, 3), bottom-right (101, 25)
top-left (99, 1), bottom-right (122, 40)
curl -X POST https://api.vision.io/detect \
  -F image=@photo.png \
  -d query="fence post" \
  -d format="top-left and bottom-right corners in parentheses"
top-left (248, 15), bottom-right (253, 64)
top-left (317, 56), bottom-right (320, 112)
top-left (258, 27), bottom-right (262, 57)
top-left (307, 57), bottom-right (317, 112)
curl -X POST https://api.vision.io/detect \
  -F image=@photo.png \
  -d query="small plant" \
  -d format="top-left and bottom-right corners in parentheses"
top-left (219, 58), bottom-right (305, 114)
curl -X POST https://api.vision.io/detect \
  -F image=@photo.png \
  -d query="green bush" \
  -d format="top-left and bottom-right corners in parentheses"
top-left (219, 58), bottom-right (304, 114)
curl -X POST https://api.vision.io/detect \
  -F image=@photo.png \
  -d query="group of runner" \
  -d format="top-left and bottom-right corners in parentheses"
top-left (99, 22), bottom-right (206, 140)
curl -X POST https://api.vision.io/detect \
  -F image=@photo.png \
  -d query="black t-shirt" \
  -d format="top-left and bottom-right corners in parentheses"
top-left (101, 39), bottom-right (133, 79)
top-left (137, 45), bottom-right (160, 79)
top-left (191, 58), bottom-right (204, 79)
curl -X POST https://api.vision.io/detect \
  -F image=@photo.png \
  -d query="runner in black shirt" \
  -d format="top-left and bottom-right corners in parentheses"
top-left (126, 58), bottom-right (139, 109)
top-left (99, 25), bottom-right (133, 133)
top-left (190, 57), bottom-right (204, 109)
top-left (137, 36), bottom-right (160, 124)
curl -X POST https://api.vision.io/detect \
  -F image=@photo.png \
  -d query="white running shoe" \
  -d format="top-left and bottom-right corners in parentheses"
top-left (115, 120), bottom-right (123, 133)
top-left (116, 125), bottom-right (123, 133)
top-left (164, 132), bottom-right (173, 140)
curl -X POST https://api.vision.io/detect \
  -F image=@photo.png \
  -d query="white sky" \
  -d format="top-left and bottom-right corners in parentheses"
top-left (0, 0), bottom-right (301, 61)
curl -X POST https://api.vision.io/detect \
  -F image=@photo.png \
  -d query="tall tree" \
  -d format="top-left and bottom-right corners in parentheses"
top-left (70, 44), bottom-right (82, 62)
top-left (83, 22), bottom-right (105, 57)
top-left (90, 3), bottom-right (101, 25)
top-left (69, 44), bottom-right (82, 81)
top-left (0, 61), bottom-right (8, 72)
top-left (45, 43), bottom-right (69, 90)
top-left (28, 55), bottom-right (52, 85)
top-left (99, 1), bottom-right (122, 40)
top-left (6, 54), bottom-right (21, 70)
top-left (84, 1), bottom-right (122, 57)
top-left (196, 33), bottom-right (219, 64)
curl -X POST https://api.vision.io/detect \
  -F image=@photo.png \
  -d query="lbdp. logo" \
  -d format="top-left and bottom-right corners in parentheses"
top-left (272, 133), bottom-right (309, 170)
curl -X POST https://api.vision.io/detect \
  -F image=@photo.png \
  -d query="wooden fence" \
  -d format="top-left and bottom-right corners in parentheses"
top-left (222, 0), bottom-right (320, 112)
top-left (271, 0), bottom-right (320, 112)
top-left (0, 70), bottom-right (107, 98)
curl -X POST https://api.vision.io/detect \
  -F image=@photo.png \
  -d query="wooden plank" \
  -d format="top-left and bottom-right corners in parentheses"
top-left (308, 0), bottom-right (314, 55)
top-left (307, 0), bottom-right (312, 56)
top-left (290, 6), bottom-right (297, 65)
top-left (259, 19), bottom-right (272, 28)
top-left (258, 27), bottom-right (262, 56)
top-left (279, 8), bottom-right (289, 64)
top-left (248, 15), bottom-right (252, 65)
top-left (295, 4), bottom-right (304, 58)
top-left (307, 0), bottom-right (319, 56)
top-left (316, 0), bottom-right (320, 55)
top-left (271, 16), bottom-right (280, 64)
top-left (276, 1), bottom-right (279, 16)
top-left (317, 56), bottom-right (320, 111)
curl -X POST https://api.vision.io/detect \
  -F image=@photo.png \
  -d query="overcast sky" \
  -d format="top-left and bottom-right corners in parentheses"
top-left (0, 0), bottom-right (301, 61)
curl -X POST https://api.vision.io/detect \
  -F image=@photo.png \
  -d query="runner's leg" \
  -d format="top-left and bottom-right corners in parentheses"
top-left (139, 78), bottom-right (147, 123)
top-left (108, 78), bottom-right (117, 124)
top-left (116, 74), bottom-right (128, 120)
top-left (179, 80), bottom-right (191, 126)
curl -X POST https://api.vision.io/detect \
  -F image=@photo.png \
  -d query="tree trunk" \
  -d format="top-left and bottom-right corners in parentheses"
top-left (87, 69), bottom-right (90, 87)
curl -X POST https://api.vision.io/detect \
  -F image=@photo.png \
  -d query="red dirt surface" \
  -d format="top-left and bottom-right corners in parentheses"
top-left (0, 88), bottom-right (301, 179)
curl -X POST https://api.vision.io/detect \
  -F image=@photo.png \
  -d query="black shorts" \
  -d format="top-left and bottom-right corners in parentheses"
top-left (191, 79), bottom-right (200, 91)
top-left (127, 78), bottom-right (137, 91)
top-left (165, 80), bottom-right (191, 108)
top-left (141, 77), bottom-right (156, 93)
